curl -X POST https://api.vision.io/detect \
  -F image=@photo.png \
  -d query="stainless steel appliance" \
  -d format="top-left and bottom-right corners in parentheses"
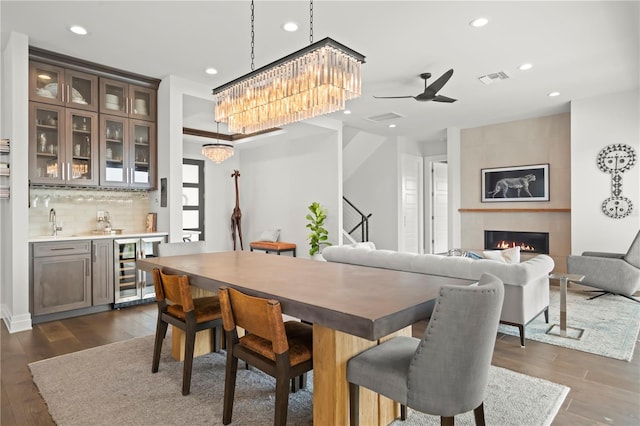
top-left (114, 236), bottom-right (165, 307)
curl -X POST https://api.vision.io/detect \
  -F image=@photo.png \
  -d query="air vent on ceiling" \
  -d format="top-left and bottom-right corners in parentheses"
top-left (478, 71), bottom-right (511, 85)
top-left (366, 112), bottom-right (405, 122)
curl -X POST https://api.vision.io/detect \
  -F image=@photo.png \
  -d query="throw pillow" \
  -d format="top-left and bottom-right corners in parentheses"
top-left (258, 229), bottom-right (280, 242)
top-left (465, 251), bottom-right (483, 260)
top-left (483, 246), bottom-right (521, 264)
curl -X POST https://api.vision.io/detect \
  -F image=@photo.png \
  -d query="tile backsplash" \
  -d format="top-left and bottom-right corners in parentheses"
top-left (29, 187), bottom-right (152, 238)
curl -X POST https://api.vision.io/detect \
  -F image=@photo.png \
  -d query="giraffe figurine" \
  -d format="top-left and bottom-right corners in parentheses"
top-left (230, 169), bottom-right (244, 250)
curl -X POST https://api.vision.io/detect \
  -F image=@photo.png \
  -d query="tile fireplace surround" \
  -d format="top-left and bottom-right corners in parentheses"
top-left (459, 113), bottom-right (571, 273)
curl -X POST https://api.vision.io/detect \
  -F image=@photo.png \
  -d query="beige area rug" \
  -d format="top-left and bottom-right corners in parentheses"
top-left (29, 335), bottom-right (569, 426)
top-left (499, 287), bottom-right (640, 361)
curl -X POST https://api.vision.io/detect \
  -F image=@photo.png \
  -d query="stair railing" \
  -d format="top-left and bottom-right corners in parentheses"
top-left (343, 196), bottom-right (371, 243)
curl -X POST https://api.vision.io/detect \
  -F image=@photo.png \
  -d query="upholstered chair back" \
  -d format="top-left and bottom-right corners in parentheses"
top-left (158, 241), bottom-right (206, 257)
top-left (625, 230), bottom-right (640, 268)
top-left (407, 273), bottom-right (504, 417)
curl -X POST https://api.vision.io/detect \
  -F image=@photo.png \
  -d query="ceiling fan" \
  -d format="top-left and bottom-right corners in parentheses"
top-left (374, 69), bottom-right (457, 103)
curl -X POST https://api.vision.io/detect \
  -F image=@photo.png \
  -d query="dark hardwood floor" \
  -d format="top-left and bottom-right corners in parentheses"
top-left (2, 301), bottom-right (639, 425)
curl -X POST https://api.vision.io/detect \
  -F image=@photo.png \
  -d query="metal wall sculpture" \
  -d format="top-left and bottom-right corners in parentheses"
top-left (597, 144), bottom-right (636, 219)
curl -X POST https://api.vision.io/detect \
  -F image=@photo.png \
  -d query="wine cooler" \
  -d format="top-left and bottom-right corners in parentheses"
top-left (113, 236), bottom-right (165, 307)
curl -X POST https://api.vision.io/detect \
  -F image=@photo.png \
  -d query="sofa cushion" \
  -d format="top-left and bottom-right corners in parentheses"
top-left (483, 246), bottom-right (521, 264)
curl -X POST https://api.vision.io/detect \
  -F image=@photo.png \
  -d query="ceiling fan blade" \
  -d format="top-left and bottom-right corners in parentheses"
top-left (425, 69), bottom-right (454, 94)
top-left (432, 95), bottom-right (457, 103)
top-left (373, 95), bottom-right (415, 99)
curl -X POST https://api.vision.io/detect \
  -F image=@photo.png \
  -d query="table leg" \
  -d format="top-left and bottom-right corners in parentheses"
top-left (559, 276), bottom-right (567, 336)
top-left (312, 324), bottom-right (411, 426)
top-left (546, 275), bottom-right (585, 340)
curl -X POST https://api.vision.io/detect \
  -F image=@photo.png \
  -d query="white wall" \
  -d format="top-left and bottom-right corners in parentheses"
top-left (571, 89), bottom-right (640, 254)
top-left (238, 125), bottom-right (341, 258)
top-left (343, 137), bottom-right (399, 250)
top-left (183, 142), bottom-right (237, 252)
top-left (155, 76), bottom-right (217, 243)
top-left (1, 32), bottom-right (32, 332)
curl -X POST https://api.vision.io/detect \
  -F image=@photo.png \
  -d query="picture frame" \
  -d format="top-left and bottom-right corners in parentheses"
top-left (481, 164), bottom-right (549, 202)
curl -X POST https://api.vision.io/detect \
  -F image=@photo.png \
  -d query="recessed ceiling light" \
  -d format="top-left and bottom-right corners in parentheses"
top-left (205, 67), bottom-right (218, 75)
top-left (343, 110), bottom-right (352, 115)
top-left (470, 18), bottom-right (488, 28)
top-left (69, 25), bottom-right (88, 35)
top-left (282, 22), bottom-right (298, 32)
top-left (389, 124), bottom-right (397, 128)
top-left (548, 91), bottom-right (560, 97)
top-left (519, 63), bottom-right (533, 71)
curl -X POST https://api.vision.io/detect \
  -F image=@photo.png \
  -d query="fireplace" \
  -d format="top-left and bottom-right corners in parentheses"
top-left (484, 230), bottom-right (549, 254)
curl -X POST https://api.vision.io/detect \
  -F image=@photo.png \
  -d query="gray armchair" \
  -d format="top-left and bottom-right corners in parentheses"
top-left (567, 230), bottom-right (640, 302)
top-left (347, 273), bottom-right (504, 426)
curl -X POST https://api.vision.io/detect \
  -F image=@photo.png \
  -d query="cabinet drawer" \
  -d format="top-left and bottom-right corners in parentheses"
top-left (33, 240), bottom-right (91, 257)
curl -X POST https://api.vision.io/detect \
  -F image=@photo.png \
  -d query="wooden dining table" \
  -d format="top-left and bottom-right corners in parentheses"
top-left (137, 250), bottom-right (474, 425)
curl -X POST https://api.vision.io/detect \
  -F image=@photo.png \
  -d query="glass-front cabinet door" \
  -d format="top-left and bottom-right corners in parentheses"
top-left (129, 85), bottom-right (156, 121)
top-left (66, 109), bottom-right (99, 186)
top-left (30, 104), bottom-right (99, 186)
top-left (130, 120), bottom-right (156, 189)
top-left (100, 78), bottom-right (156, 121)
top-left (100, 78), bottom-right (128, 117)
top-left (29, 61), bottom-right (98, 111)
top-left (100, 115), bottom-right (129, 187)
top-left (30, 103), bottom-right (64, 185)
top-left (65, 69), bottom-right (98, 111)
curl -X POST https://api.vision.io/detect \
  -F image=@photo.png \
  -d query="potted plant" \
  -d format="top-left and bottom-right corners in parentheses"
top-left (306, 201), bottom-right (332, 259)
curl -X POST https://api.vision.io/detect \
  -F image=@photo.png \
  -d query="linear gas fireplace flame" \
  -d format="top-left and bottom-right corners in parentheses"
top-left (484, 230), bottom-right (549, 254)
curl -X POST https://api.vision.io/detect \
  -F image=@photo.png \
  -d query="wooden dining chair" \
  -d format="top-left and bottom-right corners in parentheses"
top-left (218, 286), bottom-right (313, 426)
top-left (151, 268), bottom-right (223, 395)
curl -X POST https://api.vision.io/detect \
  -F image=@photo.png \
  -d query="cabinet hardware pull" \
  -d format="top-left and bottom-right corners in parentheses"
top-left (67, 85), bottom-right (70, 104)
top-left (67, 163), bottom-right (71, 181)
top-left (61, 162), bottom-right (65, 180)
top-left (50, 247), bottom-right (74, 251)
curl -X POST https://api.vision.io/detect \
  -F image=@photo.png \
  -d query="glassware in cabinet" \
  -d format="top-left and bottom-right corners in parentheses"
top-left (67, 109), bottom-right (99, 185)
top-left (130, 120), bottom-right (156, 189)
top-left (29, 104), bottom-right (99, 186)
top-left (29, 103), bottom-right (64, 184)
top-left (100, 115), bottom-right (129, 187)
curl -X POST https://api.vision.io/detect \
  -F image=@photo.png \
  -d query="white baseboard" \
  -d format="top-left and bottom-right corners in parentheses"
top-left (1, 303), bottom-right (32, 333)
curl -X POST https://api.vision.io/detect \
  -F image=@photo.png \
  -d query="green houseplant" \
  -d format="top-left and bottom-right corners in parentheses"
top-left (306, 202), bottom-right (332, 256)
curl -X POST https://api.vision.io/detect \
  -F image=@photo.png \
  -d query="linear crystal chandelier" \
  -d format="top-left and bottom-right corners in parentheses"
top-left (201, 122), bottom-right (234, 163)
top-left (213, 1), bottom-right (365, 134)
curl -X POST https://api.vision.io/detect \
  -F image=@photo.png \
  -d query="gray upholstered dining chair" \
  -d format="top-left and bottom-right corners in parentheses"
top-left (567, 230), bottom-right (640, 302)
top-left (158, 240), bottom-right (206, 257)
top-left (347, 273), bottom-right (504, 426)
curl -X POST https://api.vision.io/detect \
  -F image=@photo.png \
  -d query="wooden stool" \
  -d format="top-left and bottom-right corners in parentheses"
top-left (250, 241), bottom-right (297, 257)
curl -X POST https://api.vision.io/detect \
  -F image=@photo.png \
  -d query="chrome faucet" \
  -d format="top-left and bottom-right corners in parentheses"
top-left (49, 208), bottom-right (62, 236)
top-left (104, 211), bottom-right (112, 231)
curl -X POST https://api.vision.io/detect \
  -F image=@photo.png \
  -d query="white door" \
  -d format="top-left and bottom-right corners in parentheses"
top-left (431, 161), bottom-right (448, 254)
top-left (400, 154), bottom-right (423, 253)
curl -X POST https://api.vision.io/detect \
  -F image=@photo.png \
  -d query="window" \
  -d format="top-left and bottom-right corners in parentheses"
top-left (182, 159), bottom-right (204, 241)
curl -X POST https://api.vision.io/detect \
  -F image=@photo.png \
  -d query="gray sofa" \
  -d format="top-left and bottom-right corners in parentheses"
top-left (322, 243), bottom-right (555, 346)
